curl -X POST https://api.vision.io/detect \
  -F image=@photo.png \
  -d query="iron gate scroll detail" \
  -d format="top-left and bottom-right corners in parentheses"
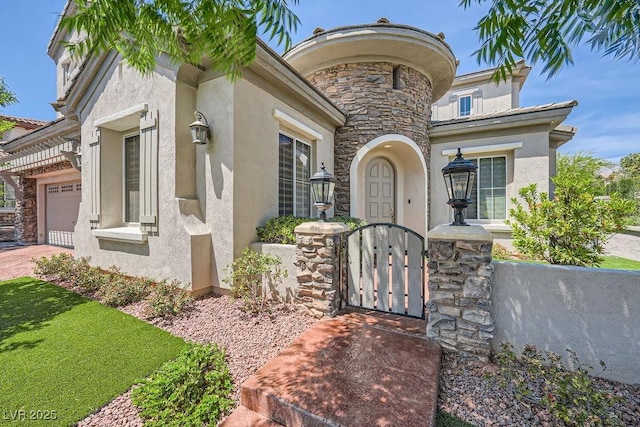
top-left (343, 223), bottom-right (425, 319)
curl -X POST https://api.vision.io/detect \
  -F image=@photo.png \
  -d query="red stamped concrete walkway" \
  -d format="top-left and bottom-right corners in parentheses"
top-left (0, 244), bottom-right (72, 281)
top-left (223, 310), bottom-right (440, 427)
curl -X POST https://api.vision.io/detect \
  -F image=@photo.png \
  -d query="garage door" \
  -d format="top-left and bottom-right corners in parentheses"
top-left (46, 181), bottom-right (81, 247)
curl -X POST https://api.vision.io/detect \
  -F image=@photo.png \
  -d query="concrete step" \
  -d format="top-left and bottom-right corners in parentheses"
top-left (239, 315), bottom-right (441, 427)
top-left (220, 405), bottom-right (284, 427)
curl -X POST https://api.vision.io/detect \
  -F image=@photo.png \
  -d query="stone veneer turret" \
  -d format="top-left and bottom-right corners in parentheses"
top-left (305, 63), bottom-right (432, 215)
top-left (284, 21), bottom-right (456, 223)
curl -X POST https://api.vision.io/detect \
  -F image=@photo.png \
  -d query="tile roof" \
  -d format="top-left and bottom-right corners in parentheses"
top-left (0, 114), bottom-right (51, 129)
top-left (431, 100), bottom-right (578, 127)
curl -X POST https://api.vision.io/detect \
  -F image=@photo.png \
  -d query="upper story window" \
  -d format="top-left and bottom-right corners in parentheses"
top-left (124, 134), bottom-right (140, 223)
top-left (466, 156), bottom-right (507, 220)
top-left (459, 95), bottom-right (472, 117)
top-left (279, 133), bottom-right (311, 217)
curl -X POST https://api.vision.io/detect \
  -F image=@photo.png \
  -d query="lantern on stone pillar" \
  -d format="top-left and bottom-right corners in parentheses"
top-left (442, 148), bottom-right (477, 226)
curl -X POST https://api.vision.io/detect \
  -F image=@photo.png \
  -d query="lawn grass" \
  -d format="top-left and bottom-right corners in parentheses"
top-left (494, 255), bottom-right (640, 271)
top-left (599, 256), bottom-right (640, 271)
top-left (0, 277), bottom-right (185, 426)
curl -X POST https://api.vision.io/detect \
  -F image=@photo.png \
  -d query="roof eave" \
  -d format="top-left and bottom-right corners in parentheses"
top-left (1, 118), bottom-right (79, 153)
top-left (47, 0), bottom-right (74, 58)
top-left (250, 40), bottom-right (347, 127)
top-left (550, 126), bottom-right (577, 149)
top-left (452, 60), bottom-right (531, 88)
top-left (429, 105), bottom-right (577, 139)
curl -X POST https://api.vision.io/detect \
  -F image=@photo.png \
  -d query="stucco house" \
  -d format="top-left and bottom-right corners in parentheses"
top-left (430, 62), bottom-right (576, 242)
top-left (0, 3), bottom-right (576, 295)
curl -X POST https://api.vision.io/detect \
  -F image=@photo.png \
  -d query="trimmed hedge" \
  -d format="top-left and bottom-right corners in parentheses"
top-left (256, 215), bottom-right (366, 244)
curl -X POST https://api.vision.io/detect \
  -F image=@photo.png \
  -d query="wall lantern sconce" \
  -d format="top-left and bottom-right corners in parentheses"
top-left (310, 162), bottom-right (336, 222)
top-left (189, 111), bottom-right (211, 144)
top-left (442, 148), bottom-right (477, 226)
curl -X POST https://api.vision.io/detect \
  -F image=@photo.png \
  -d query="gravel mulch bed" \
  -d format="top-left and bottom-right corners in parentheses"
top-left (78, 295), bottom-right (318, 426)
top-left (51, 279), bottom-right (639, 426)
top-left (438, 351), bottom-right (640, 427)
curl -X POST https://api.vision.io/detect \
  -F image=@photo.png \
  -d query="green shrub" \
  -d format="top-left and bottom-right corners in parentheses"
top-left (144, 280), bottom-right (194, 319)
top-left (491, 243), bottom-right (512, 260)
top-left (74, 263), bottom-right (109, 291)
top-left (256, 214), bottom-right (366, 244)
top-left (494, 342), bottom-right (623, 426)
top-left (96, 267), bottom-right (153, 307)
top-left (331, 215), bottom-right (367, 230)
top-left (33, 253), bottom-right (89, 283)
top-left (509, 154), bottom-right (635, 267)
top-left (256, 215), bottom-right (308, 244)
top-left (34, 254), bottom-right (192, 317)
top-left (131, 342), bottom-right (234, 427)
top-left (223, 248), bottom-right (287, 314)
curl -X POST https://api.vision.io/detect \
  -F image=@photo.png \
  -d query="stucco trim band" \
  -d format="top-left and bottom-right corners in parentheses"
top-left (272, 109), bottom-right (324, 141)
top-left (441, 142), bottom-right (523, 156)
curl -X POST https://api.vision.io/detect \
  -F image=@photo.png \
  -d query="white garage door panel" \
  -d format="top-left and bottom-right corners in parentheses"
top-left (46, 181), bottom-right (81, 247)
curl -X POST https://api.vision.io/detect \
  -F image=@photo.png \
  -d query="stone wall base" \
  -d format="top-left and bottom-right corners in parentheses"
top-left (294, 222), bottom-right (349, 318)
top-left (426, 225), bottom-right (494, 361)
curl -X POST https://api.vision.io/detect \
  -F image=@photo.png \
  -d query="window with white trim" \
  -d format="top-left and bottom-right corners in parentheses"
top-left (124, 134), bottom-right (140, 223)
top-left (459, 95), bottom-right (472, 117)
top-left (279, 133), bottom-right (311, 217)
top-left (466, 156), bottom-right (507, 220)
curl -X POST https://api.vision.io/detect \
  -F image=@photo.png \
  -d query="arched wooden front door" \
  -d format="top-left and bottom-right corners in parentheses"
top-left (365, 157), bottom-right (395, 223)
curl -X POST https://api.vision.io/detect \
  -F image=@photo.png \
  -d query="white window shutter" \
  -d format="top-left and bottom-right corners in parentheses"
top-left (139, 110), bottom-right (159, 233)
top-left (88, 128), bottom-right (101, 228)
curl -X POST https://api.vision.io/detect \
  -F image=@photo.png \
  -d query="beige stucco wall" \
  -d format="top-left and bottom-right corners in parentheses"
top-left (493, 261), bottom-right (640, 384)
top-left (430, 128), bottom-right (551, 228)
top-left (432, 77), bottom-right (516, 120)
top-left (249, 242), bottom-right (298, 302)
top-left (195, 76), bottom-right (336, 292)
top-left (74, 57), bottom-right (206, 292)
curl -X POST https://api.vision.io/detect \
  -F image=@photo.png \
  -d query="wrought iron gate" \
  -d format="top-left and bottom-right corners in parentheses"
top-left (343, 223), bottom-right (425, 319)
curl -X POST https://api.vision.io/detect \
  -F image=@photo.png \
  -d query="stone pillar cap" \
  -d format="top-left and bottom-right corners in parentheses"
top-left (295, 221), bottom-right (350, 235)
top-left (427, 224), bottom-right (493, 242)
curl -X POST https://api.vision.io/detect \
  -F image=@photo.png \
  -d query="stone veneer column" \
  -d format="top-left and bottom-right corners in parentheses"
top-left (15, 177), bottom-right (37, 243)
top-left (294, 222), bottom-right (350, 318)
top-left (305, 63), bottom-right (432, 216)
top-left (426, 224), bottom-right (494, 361)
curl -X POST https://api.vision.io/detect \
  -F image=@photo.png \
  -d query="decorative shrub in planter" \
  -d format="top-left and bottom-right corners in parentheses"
top-left (256, 215), bottom-right (365, 244)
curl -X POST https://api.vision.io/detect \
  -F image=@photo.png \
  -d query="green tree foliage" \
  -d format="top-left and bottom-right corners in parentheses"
top-left (460, 0), bottom-right (640, 79)
top-left (508, 153), bottom-right (635, 267)
top-left (62, 0), bottom-right (300, 78)
top-left (620, 153), bottom-right (640, 179)
top-left (0, 77), bottom-right (17, 137)
top-left (611, 153), bottom-right (640, 224)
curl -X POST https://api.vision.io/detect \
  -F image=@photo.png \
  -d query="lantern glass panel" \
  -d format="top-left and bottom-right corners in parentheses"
top-left (311, 181), bottom-right (320, 204)
top-left (466, 170), bottom-right (477, 199)
top-left (450, 172), bottom-right (469, 199)
top-left (328, 181), bottom-right (335, 202)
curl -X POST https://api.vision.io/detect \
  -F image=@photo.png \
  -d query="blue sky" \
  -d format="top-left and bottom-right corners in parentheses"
top-left (1, 0), bottom-right (638, 162)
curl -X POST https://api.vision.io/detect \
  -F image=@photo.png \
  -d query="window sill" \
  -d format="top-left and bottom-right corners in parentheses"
top-left (92, 227), bottom-right (148, 244)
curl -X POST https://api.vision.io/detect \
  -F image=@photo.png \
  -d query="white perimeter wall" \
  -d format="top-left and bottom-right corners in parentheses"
top-left (492, 261), bottom-right (640, 384)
